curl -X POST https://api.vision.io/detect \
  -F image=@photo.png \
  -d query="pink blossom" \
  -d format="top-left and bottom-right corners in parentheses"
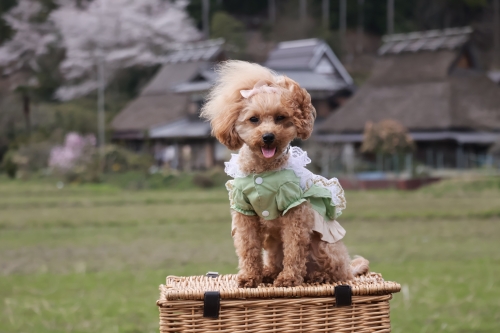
top-left (49, 132), bottom-right (96, 171)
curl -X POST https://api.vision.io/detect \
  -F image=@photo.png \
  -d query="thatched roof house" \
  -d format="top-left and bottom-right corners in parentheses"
top-left (264, 38), bottom-right (354, 119)
top-left (112, 39), bottom-right (225, 141)
top-left (111, 39), bottom-right (226, 170)
top-left (316, 27), bottom-right (500, 169)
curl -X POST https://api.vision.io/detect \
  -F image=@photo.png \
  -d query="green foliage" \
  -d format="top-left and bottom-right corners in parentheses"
top-left (211, 11), bottom-right (246, 52)
top-left (186, 0), bottom-right (223, 30)
top-left (0, 0), bottom-right (17, 43)
top-left (1, 149), bottom-right (18, 178)
top-left (100, 168), bottom-right (230, 191)
top-left (32, 47), bottom-right (65, 101)
top-left (107, 65), bottom-right (161, 99)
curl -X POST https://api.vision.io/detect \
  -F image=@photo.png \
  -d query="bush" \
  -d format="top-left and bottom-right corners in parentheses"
top-left (1, 150), bottom-right (17, 178)
top-left (103, 145), bottom-right (153, 173)
top-left (192, 174), bottom-right (215, 188)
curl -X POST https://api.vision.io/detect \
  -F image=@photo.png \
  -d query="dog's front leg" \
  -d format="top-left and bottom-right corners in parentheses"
top-left (274, 204), bottom-right (313, 287)
top-left (232, 211), bottom-right (263, 288)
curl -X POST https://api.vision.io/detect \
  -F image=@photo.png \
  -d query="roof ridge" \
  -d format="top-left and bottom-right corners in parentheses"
top-left (379, 26), bottom-right (472, 55)
top-left (382, 26), bottom-right (472, 43)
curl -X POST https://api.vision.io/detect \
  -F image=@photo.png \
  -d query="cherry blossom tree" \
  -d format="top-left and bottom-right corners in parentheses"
top-left (51, 0), bottom-right (201, 101)
top-left (49, 132), bottom-right (96, 171)
top-left (0, 0), bottom-right (59, 133)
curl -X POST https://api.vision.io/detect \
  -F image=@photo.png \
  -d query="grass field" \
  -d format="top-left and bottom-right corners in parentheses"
top-left (1, 176), bottom-right (499, 333)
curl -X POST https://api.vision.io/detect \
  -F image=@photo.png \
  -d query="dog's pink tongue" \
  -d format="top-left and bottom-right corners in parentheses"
top-left (261, 147), bottom-right (276, 158)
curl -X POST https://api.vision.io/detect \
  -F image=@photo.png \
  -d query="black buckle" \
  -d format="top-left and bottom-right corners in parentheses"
top-left (203, 291), bottom-right (220, 318)
top-left (335, 285), bottom-right (352, 307)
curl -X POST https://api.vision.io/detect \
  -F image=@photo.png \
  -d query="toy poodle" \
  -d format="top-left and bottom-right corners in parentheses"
top-left (201, 60), bottom-right (369, 288)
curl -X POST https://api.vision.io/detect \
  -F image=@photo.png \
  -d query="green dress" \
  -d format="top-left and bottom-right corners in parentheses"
top-left (225, 147), bottom-right (347, 244)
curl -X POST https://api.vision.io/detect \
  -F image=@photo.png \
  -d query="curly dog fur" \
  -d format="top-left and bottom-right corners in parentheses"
top-left (201, 60), bottom-right (369, 288)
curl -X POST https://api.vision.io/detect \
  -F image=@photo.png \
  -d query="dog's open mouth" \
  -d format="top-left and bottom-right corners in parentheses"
top-left (261, 146), bottom-right (276, 158)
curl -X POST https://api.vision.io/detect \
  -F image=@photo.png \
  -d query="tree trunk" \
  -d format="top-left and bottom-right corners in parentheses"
top-left (268, 0), bottom-right (276, 24)
top-left (322, 0), bottom-right (329, 29)
top-left (339, 0), bottom-right (346, 58)
top-left (202, 0), bottom-right (210, 39)
top-left (22, 93), bottom-right (30, 136)
top-left (494, 0), bottom-right (500, 69)
top-left (299, 0), bottom-right (307, 25)
top-left (357, 0), bottom-right (364, 53)
top-left (387, 0), bottom-right (394, 35)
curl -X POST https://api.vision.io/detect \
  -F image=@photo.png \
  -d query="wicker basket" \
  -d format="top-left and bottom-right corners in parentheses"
top-left (157, 272), bottom-right (400, 333)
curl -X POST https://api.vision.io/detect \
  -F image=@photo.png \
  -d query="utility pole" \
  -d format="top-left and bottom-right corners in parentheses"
top-left (340, 0), bottom-right (346, 58)
top-left (357, 0), bottom-right (364, 53)
top-left (387, 0), bottom-right (394, 35)
top-left (300, 0), bottom-right (307, 26)
top-left (268, 0), bottom-right (276, 25)
top-left (494, 0), bottom-right (500, 69)
top-left (97, 52), bottom-right (106, 154)
top-left (202, 0), bottom-right (210, 39)
top-left (322, 0), bottom-right (329, 30)
top-left (97, 0), bottom-right (106, 162)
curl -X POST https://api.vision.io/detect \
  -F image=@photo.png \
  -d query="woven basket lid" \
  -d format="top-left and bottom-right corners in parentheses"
top-left (159, 272), bottom-right (401, 301)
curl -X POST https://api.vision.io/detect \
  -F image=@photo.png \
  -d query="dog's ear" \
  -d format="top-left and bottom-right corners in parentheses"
top-left (210, 103), bottom-right (244, 151)
top-left (281, 77), bottom-right (317, 140)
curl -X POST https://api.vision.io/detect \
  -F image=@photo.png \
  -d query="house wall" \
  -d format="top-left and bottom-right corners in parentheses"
top-left (313, 140), bottom-right (496, 177)
top-left (415, 141), bottom-right (493, 169)
top-left (152, 139), bottom-right (217, 171)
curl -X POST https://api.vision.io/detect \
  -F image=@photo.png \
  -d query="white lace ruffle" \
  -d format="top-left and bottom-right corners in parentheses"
top-left (224, 154), bottom-right (247, 178)
top-left (284, 147), bottom-right (346, 217)
top-left (224, 146), bottom-right (346, 217)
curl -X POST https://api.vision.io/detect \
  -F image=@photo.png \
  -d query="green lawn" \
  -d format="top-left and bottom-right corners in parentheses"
top-left (0, 176), bottom-right (499, 333)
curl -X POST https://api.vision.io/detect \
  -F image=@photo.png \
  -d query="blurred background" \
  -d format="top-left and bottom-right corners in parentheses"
top-left (0, 0), bottom-right (499, 332)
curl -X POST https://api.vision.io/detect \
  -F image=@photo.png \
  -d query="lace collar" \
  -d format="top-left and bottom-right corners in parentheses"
top-left (224, 146), bottom-right (313, 187)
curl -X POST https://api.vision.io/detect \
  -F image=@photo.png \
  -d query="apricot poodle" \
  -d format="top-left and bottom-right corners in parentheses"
top-left (201, 60), bottom-right (369, 288)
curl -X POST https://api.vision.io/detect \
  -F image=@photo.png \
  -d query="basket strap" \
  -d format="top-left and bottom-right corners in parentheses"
top-left (335, 285), bottom-right (352, 307)
top-left (203, 291), bottom-right (220, 318)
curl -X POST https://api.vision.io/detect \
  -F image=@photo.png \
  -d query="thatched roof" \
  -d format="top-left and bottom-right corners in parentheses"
top-left (378, 27), bottom-right (472, 55)
top-left (264, 38), bottom-right (353, 87)
top-left (111, 39), bottom-right (225, 137)
top-left (317, 29), bottom-right (500, 135)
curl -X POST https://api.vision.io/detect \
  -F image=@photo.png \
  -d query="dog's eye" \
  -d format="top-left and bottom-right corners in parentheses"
top-left (276, 115), bottom-right (286, 122)
top-left (249, 117), bottom-right (259, 123)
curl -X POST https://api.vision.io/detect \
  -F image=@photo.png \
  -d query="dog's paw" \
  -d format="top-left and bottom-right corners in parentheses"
top-left (262, 267), bottom-right (280, 283)
top-left (273, 272), bottom-right (304, 287)
top-left (237, 273), bottom-right (262, 288)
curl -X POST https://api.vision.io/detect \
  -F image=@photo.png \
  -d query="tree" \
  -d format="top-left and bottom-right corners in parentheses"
top-left (361, 119), bottom-right (414, 156)
top-left (0, 0), bottom-right (18, 43)
top-left (211, 11), bottom-right (246, 54)
top-left (51, 0), bottom-right (201, 101)
top-left (0, 0), bottom-right (59, 134)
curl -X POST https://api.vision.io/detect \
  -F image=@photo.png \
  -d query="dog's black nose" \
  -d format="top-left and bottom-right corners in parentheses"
top-left (262, 133), bottom-right (275, 144)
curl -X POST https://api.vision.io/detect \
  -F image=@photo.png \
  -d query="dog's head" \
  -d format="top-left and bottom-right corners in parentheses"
top-left (201, 61), bottom-right (316, 160)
